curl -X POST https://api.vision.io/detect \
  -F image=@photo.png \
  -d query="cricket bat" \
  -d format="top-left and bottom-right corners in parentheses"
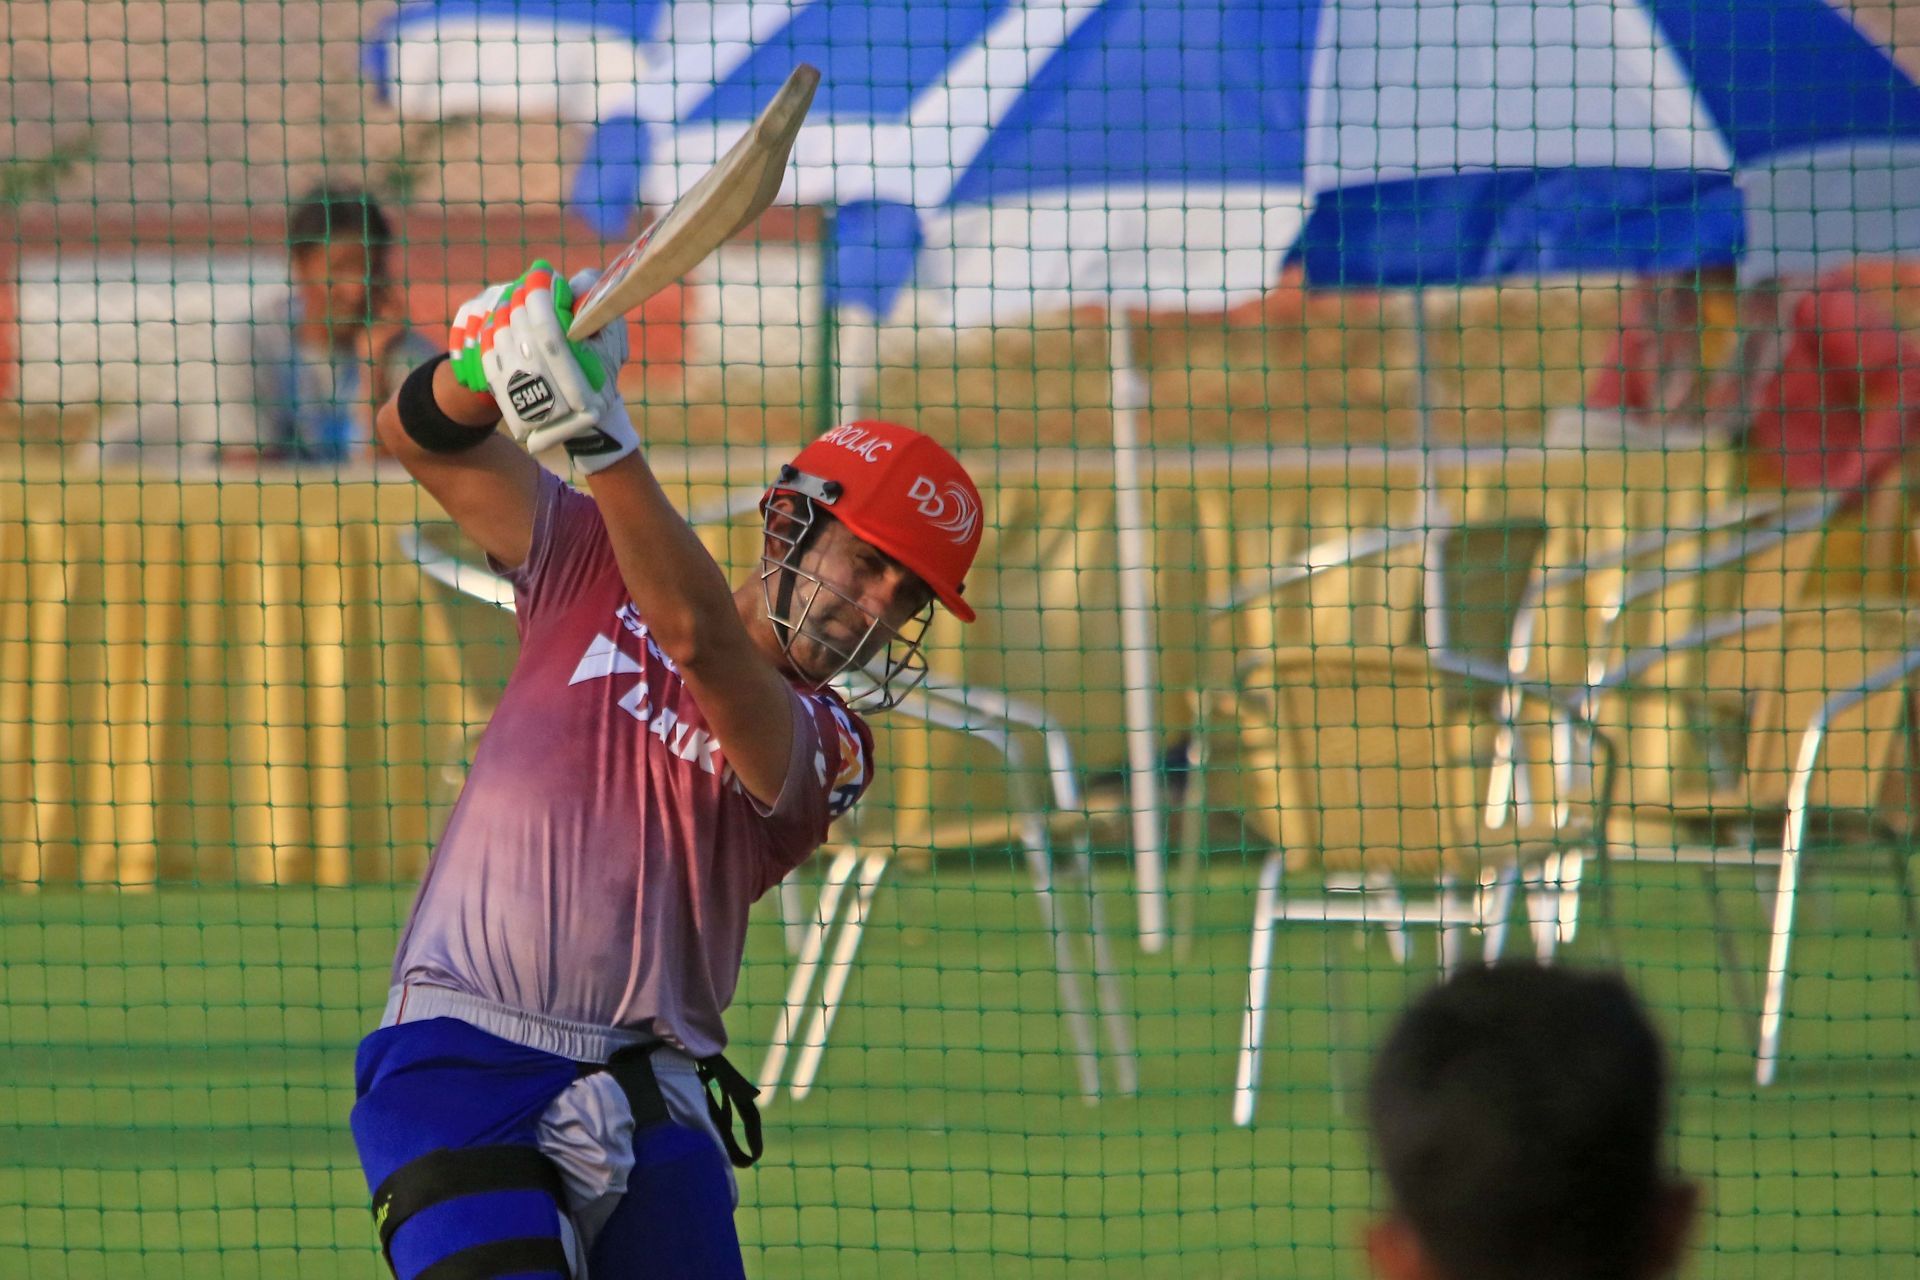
top-left (568, 63), bottom-right (821, 341)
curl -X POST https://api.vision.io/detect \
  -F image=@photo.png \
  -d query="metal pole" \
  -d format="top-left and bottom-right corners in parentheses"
top-left (816, 207), bottom-right (839, 434)
top-left (1109, 319), bottom-right (1169, 952)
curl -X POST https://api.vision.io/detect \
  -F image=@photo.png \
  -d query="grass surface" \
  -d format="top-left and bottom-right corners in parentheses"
top-left (3, 858), bottom-right (1918, 1279)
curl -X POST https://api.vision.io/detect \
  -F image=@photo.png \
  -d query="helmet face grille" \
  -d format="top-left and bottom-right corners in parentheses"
top-left (759, 496), bottom-right (932, 714)
top-left (777, 424), bottom-right (982, 623)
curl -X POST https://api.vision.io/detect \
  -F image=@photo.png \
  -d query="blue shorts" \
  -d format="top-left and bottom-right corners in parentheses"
top-left (351, 1017), bottom-right (746, 1280)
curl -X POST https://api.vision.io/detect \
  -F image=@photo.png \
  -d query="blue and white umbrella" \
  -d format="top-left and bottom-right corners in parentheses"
top-left (366, 2), bottom-right (670, 124)
top-left (370, 0), bottom-right (1920, 304)
top-left (663, 0), bottom-right (1315, 325)
top-left (368, 0), bottom-right (1315, 325)
top-left (1291, 0), bottom-right (1920, 289)
top-left (366, 0), bottom-right (1920, 951)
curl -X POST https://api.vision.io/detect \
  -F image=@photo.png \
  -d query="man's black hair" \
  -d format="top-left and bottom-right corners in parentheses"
top-left (1366, 963), bottom-right (1673, 1280)
top-left (286, 186), bottom-right (395, 283)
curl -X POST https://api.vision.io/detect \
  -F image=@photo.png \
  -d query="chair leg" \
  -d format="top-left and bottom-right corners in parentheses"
top-left (1480, 862), bottom-right (1520, 963)
top-left (1700, 865), bottom-right (1757, 1019)
top-left (1323, 927), bottom-right (1367, 1118)
top-left (790, 852), bottom-right (888, 1101)
top-left (1756, 828), bottom-right (1806, 1088)
top-left (1362, 872), bottom-right (1411, 965)
top-left (778, 874), bottom-right (809, 957)
top-left (1555, 851), bottom-right (1586, 946)
top-left (1021, 823), bottom-right (1104, 1102)
top-left (1437, 875), bottom-right (1473, 977)
top-left (1527, 852), bottom-right (1562, 961)
top-left (759, 847), bottom-right (858, 1100)
top-left (1234, 852), bottom-right (1286, 1127)
top-left (1889, 847), bottom-right (1920, 986)
top-left (1066, 827), bottom-right (1140, 1095)
top-left (1171, 721), bottom-right (1212, 961)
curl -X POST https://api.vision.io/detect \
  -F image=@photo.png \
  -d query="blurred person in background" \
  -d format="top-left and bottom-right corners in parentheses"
top-left (66, 188), bottom-right (437, 469)
top-left (214, 186), bottom-right (438, 464)
top-left (1708, 262), bottom-right (1920, 498)
top-left (1696, 261), bottom-right (1920, 599)
top-left (1588, 266), bottom-right (1742, 427)
top-left (1363, 963), bottom-right (1697, 1280)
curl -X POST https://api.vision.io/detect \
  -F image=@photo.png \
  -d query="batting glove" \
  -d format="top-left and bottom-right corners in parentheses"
top-left (448, 261), bottom-right (638, 474)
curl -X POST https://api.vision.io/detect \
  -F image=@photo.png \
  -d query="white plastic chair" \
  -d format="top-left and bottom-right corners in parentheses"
top-left (1579, 609), bottom-right (1920, 1085)
top-left (1183, 645), bottom-right (1613, 1127)
top-left (758, 679), bottom-right (1137, 1104)
top-left (1485, 492), bottom-right (1843, 954)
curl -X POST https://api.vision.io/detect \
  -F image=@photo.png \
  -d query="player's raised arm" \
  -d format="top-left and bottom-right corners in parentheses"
top-left (456, 262), bottom-right (801, 805)
top-left (373, 283), bottom-right (542, 570)
top-left (590, 454), bottom-right (803, 802)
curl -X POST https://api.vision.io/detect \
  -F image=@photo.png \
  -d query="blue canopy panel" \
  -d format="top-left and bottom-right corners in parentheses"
top-left (827, 200), bottom-right (929, 315)
top-left (692, 0), bottom-right (1013, 124)
top-left (1296, 0), bottom-right (1920, 288)
top-left (574, 0), bottom-right (1013, 236)
top-left (950, 0), bottom-right (1318, 204)
top-left (1644, 0), bottom-right (1920, 165)
top-left (1291, 167), bottom-right (1746, 288)
top-left (830, 0), bottom-right (1321, 316)
top-left (574, 119), bottom-right (655, 236)
top-left (1648, 0), bottom-right (1920, 278)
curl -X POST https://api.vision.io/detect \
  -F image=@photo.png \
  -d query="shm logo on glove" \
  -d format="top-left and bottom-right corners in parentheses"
top-left (507, 372), bottom-right (556, 422)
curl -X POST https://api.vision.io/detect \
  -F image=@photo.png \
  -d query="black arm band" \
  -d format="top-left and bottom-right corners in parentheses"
top-left (397, 354), bottom-right (497, 454)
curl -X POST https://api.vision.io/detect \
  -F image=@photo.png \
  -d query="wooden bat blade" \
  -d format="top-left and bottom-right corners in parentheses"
top-left (568, 63), bottom-right (820, 340)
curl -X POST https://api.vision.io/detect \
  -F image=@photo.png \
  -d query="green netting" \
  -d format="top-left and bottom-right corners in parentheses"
top-left (5, 3), bottom-right (1920, 1278)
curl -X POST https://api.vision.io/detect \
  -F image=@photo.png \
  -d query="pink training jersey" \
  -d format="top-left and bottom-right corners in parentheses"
top-left (391, 468), bottom-right (875, 1058)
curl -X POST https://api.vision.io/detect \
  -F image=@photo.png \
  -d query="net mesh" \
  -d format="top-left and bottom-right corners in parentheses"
top-left (4, 2), bottom-right (1920, 1277)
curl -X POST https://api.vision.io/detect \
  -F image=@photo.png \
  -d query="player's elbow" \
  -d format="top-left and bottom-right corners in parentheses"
top-left (648, 618), bottom-right (712, 673)
top-left (650, 605), bottom-right (746, 678)
top-left (374, 393), bottom-right (413, 460)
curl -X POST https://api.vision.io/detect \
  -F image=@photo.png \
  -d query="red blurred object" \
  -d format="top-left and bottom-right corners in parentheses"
top-left (1743, 273), bottom-right (1920, 494)
top-left (1591, 286), bottom-right (1695, 417)
top-left (1590, 271), bottom-right (1739, 423)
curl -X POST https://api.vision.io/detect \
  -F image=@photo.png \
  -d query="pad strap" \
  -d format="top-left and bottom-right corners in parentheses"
top-left (596, 1043), bottom-right (672, 1131)
top-left (371, 1144), bottom-right (569, 1275)
top-left (697, 1054), bottom-right (765, 1169)
top-left (414, 1236), bottom-right (571, 1280)
top-left (582, 1044), bottom-right (764, 1169)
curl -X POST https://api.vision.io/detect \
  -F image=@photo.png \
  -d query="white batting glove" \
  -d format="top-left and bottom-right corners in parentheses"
top-left (447, 282), bottom-right (508, 392)
top-left (450, 260), bottom-right (639, 474)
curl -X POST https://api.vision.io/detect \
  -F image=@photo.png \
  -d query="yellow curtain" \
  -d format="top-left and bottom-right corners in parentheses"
top-left (0, 477), bottom-right (476, 886)
top-left (0, 447), bottom-right (1734, 883)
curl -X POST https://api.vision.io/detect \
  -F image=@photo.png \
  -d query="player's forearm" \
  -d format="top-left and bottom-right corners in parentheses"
top-left (377, 357), bottom-right (541, 571)
top-left (585, 451), bottom-right (748, 667)
top-left (374, 358), bottom-right (502, 467)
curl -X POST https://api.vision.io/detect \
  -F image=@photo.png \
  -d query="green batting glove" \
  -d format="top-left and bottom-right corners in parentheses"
top-left (446, 261), bottom-right (609, 398)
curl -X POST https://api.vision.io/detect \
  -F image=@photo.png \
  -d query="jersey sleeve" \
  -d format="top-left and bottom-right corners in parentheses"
top-left (489, 466), bottom-right (618, 628)
top-left (755, 688), bottom-right (876, 880)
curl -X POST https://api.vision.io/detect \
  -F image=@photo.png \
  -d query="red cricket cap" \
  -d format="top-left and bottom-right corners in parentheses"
top-left (764, 421), bottom-right (983, 623)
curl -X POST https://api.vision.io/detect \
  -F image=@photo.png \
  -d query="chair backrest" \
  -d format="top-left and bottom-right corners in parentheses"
top-left (1423, 518), bottom-right (1549, 690)
top-left (1234, 647), bottom-right (1482, 878)
top-left (1579, 520), bottom-right (1843, 808)
top-left (1741, 609), bottom-right (1916, 813)
top-left (1591, 515), bottom-right (1834, 687)
top-left (1504, 495), bottom-right (1831, 705)
top-left (1209, 528), bottom-right (1430, 702)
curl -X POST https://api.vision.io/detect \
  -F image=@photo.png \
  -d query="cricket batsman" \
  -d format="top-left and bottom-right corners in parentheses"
top-left (350, 261), bottom-right (984, 1279)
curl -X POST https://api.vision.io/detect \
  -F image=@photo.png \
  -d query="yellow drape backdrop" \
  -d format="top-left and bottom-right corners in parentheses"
top-left (0, 446), bottom-right (1735, 885)
top-left (0, 478), bottom-right (480, 885)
